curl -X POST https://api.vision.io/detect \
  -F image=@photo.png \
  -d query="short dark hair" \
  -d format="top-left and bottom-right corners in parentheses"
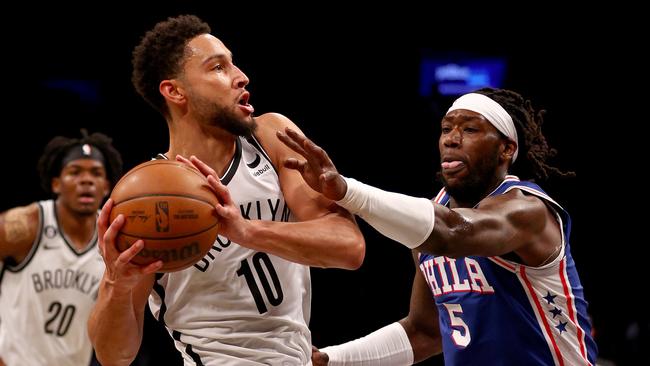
top-left (132, 14), bottom-right (211, 117)
top-left (473, 87), bottom-right (575, 180)
top-left (37, 129), bottom-right (123, 196)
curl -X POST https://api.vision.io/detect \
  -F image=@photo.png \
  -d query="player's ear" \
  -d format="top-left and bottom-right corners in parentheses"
top-left (102, 180), bottom-right (110, 199)
top-left (501, 139), bottom-right (517, 163)
top-left (51, 177), bottom-right (61, 195)
top-left (160, 79), bottom-right (186, 105)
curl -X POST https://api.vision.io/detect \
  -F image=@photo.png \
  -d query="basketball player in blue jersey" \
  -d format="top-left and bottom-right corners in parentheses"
top-left (0, 131), bottom-right (122, 366)
top-left (279, 87), bottom-right (598, 365)
top-left (88, 15), bottom-right (365, 366)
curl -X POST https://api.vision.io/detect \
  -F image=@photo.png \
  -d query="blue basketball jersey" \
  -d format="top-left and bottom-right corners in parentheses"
top-left (419, 175), bottom-right (597, 365)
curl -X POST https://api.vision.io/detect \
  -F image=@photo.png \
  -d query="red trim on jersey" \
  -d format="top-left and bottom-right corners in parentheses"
top-left (489, 256), bottom-right (517, 272)
top-left (521, 266), bottom-right (564, 366)
top-left (434, 188), bottom-right (446, 204)
top-left (559, 259), bottom-right (591, 365)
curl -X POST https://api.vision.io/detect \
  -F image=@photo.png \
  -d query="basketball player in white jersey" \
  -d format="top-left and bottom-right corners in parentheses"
top-left (88, 15), bottom-right (365, 366)
top-left (0, 131), bottom-right (122, 366)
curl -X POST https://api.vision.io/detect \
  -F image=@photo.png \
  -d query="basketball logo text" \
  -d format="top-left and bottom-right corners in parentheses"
top-left (138, 241), bottom-right (200, 262)
top-left (155, 201), bottom-right (169, 232)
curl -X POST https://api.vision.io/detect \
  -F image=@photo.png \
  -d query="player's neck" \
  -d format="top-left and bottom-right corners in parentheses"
top-left (167, 121), bottom-right (238, 179)
top-left (54, 200), bottom-right (96, 250)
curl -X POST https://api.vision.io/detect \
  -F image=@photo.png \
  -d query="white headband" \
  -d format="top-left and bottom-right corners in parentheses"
top-left (447, 93), bottom-right (519, 162)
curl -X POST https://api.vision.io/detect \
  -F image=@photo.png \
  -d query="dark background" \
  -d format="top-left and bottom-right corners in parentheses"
top-left (1, 4), bottom-right (645, 365)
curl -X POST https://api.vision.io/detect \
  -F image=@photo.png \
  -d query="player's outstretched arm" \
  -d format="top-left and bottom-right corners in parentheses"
top-left (313, 252), bottom-right (442, 365)
top-left (278, 127), bottom-right (435, 250)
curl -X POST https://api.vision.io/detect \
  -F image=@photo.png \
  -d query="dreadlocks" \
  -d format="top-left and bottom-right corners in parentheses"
top-left (37, 129), bottom-right (123, 196)
top-left (473, 87), bottom-right (575, 180)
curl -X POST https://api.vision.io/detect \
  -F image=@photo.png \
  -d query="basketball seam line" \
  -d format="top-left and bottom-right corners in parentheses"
top-left (118, 220), bottom-right (219, 241)
top-left (113, 193), bottom-right (216, 206)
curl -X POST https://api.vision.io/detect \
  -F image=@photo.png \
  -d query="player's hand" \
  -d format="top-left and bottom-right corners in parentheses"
top-left (97, 199), bottom-right (162, 292)
top-left (311, 346), bottom-right (329, 366)
top-left (176, 155), bottom-right (253, 246)
top-left (277, 127), bottom-right (347, 201)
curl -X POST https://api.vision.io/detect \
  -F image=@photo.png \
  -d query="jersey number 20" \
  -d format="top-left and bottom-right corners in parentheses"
top-left (44, 301), bottom-right (76, 337)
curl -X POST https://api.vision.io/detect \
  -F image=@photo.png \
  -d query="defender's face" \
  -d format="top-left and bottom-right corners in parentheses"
top-left (438, 109), bottom-right (504, 192)
top-left (52, 159), bottom-right (109, 215)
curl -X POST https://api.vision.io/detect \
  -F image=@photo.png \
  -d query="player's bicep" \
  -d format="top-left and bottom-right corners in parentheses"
top-left (0, 204), bottom-right (39, 261)
top-left (428, 191), bottom-right (542, 257)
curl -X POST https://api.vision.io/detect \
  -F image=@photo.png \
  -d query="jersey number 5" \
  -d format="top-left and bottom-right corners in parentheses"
top-left (237, 252), bottom-right (284, 314)
top-left (443, 303), bottom-right (471, 347)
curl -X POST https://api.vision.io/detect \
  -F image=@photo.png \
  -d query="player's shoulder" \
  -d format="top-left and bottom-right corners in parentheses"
top-left (0, 202), bottom-right (41, 259)
top-left (480, 188), bottom-right (544, 209)
top-left (252, 113), bottom-right (302, 162)
top-left (480, 189), bottom-right (549, 228)
top-left (0, 202), bottom-right (40, 223)
top-left (255, 112), bottom-right (298, 132)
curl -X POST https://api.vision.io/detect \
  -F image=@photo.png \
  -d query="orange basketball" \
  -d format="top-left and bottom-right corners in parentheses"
top-left (109, 160), bottom-right (219, 272)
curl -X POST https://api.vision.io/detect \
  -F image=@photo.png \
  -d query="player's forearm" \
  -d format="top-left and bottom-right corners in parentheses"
top-left (336, 177), bottom-right (436, 250)
top-left (242, 211), bottom-right (365, 269)
top-left (320, 322), bottom-right (414, 365)
top-left (88, 280), bottom-right (143, 366)
top-left (398, 318), bottom-right (442, 363)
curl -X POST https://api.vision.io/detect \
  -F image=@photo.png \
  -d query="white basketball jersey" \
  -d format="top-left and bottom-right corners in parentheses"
top-left (0, 200), bottom-right (103, 366)
top-left (150, 136), bottom-right (312, 366)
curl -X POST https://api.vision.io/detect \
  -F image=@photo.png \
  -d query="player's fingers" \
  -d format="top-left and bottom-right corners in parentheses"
top-left (303, 138), bottom-right (333, 168)
top-left (175, 154), bottom-right (195, 168)
top-left (208, 175), bottom-right (234, 206)
top-left (283, 158), bottom-right (306, 173)
top-left (277, 130), bottom-right (308, 157)
top-left (116, 239), bottom-right (144, 265)
top-left (103, 214), bottom-right (124, 256)
top-left (214, 204), bottom-right (229, 219)
top-left (141, 260), bottom-right (164, 274)
top-left (188, 155), bottom-right (219, 179)
top-left (97, 198), bottom-right (114, 241)
top-left (285, 128), bottom-right (330, 169)
top-left (322, 170), bottom-right (341, 182)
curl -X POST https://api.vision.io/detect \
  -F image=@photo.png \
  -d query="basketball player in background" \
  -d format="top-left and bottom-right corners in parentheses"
top-left (88, 14), bottom-right (365, 365)
top-left (0, 130), bottom-right (122, 366)
top-left (278, 88), bottom-right (598, 365)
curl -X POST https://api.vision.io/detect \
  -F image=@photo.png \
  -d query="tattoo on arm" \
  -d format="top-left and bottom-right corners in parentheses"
top-left (4, 207), bottom-right (34, 243)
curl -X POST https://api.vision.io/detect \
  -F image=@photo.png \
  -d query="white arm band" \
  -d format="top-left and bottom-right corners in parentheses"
top-left (320, 322), bottom-right (414, 365)
top-left (336, 177), bottom-right (435, 249)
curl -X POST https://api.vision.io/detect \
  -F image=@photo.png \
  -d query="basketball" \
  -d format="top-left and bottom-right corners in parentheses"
top-left (109, 160), bottom-right (219, 272)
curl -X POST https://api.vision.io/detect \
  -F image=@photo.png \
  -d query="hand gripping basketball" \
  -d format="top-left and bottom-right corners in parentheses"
top-left (109, 160), bottom-right (219, 272)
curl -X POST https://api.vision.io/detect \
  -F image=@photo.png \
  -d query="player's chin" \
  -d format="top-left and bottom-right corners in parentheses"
top-left (244, 116), bottom-right (258, 130)
top-left (441, 169), bottom-right (467, 184)
top-left (240, 113), bottom-right (255, 125)
top-left (75, 201), bottom-right (102, 214)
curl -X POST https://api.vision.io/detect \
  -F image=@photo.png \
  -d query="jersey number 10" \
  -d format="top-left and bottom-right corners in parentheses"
top-left (237, 252), bottom-right (284, 314)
